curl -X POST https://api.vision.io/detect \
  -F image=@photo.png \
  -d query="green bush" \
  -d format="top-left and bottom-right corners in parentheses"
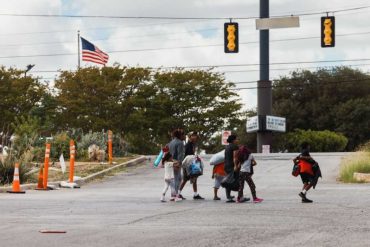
top-left (51, 132), bottom-right (71, 159)
top-left (278, 129), bottom-right (348, 152)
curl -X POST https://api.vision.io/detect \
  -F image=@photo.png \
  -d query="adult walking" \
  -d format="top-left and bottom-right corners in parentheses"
top-left (223, 134), bottom-right (240, 203)
top-left (179, 131), bottom-right (204, 200)
top-left (168, 128), bottom-right (185, 201)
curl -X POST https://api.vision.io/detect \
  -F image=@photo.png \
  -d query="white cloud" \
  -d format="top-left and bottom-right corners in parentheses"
top-left (0, 0), bottom-right (370, 110)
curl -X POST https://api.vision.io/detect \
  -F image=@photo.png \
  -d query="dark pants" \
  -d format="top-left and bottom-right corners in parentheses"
top-left (225, 171), bottom-right (232, 199)
top-left (238, 172), bottom-right (256, 200)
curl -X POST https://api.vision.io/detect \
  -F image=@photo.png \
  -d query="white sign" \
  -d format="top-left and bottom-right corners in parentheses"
top-left (221, 130), bottom-right (232, 145)
top-left (59, 154), bottom-right (66, 174)
top-left (266, 115), bottom-right (286, 132)
top-left (246, 116), bottom-right (259, 133)
top-left (262, 145), bottom-right (270, 154)
top-left (256, 16), bottom-right (300, 30)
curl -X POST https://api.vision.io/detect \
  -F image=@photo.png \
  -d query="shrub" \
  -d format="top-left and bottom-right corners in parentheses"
top-left (51, 132), bottom-right (71, 159)
top-left (278, 129), bottom-right (348, 152)
top-left (78, 131), bottom-right (107, 160)
top-left (0, 134), bottom-right (35, 185)
top-left (339, 152), bottom-right (370, 183)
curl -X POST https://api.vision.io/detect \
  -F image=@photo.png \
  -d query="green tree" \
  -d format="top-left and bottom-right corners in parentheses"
top-left (0, 67), bottom-right (46, 130)
top-left (273, 67), bottom-right (370, 150)
top-left (146, 69), bottom-right (242, 153)
top-left (55, 66), bottom-right (242, 154)
top-left (55, 66), bottom-right (152, 133)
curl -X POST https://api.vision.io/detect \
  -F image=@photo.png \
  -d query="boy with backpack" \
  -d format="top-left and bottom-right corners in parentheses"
top-left (179, 131), bottom-right (205, 200)
top-left (294, 142), bottom-right (321, 203)
top-left (179, 154), bottom-right (204, 200)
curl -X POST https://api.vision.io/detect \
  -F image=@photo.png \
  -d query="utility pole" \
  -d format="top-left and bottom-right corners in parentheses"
top-left (77, 30), bottom-right (81, 69)
top-left (257, 0), bottom-right (272, 153)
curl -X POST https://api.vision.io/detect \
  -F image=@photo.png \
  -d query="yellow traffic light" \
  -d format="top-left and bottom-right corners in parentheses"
top-left (321, 16), bottom-right (335, 47)
top-left (224, 22), bottom-right (239, 53)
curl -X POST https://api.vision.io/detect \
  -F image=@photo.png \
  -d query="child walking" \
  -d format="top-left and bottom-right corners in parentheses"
top-left (237, 145), bottom-right (263, 203)
top-left (212, 162), bottom-right (226, 200)
top-left (294, 142), bottom-right (321, 203)
top-left (160, 152), bottom-right (179, 202)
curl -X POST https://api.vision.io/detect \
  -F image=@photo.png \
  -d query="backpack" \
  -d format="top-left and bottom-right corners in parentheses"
top-left (238, 145), bottom-right (251, 163)
top-left (189, 156), bottom-right (202, 176)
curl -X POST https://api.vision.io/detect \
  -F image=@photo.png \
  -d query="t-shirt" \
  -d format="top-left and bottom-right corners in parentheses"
top-left (185, 141), bottom-right (195, 156)
top-left (164, 161), bottom-right (175, 180)
top-left (168, 138), bottom-right (185, 162)
top-left (213, 163), bottom-right (226, 177)
top-left (224, 143), bottom-right (239, 174)
top-left (241, 154), bottom-right (254, 173)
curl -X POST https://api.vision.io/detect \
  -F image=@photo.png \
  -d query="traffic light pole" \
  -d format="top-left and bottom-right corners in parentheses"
top-left (257, 0), bottom-right (272, 153)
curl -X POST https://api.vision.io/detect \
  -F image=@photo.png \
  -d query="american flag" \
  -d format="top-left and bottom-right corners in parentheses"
top-left (81, 37), bottom-right (109, 65)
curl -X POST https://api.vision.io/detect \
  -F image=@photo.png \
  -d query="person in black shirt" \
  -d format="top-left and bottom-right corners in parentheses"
top-left (224, 134), bottom-right (239, 203)
top-left (179, 131), bottom-right (204, 200)
top-left (294, 142), bottom-right (318, 203)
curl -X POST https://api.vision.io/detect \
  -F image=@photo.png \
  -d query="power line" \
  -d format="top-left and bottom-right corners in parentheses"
top-left (2, 28), bottom-right (370, 49)
top-left (1, 5), bottom-right (370, 20)
top-left (0, 13), bottom-right (253, 20)
top-left (221, 63), bottom-right (370, 73)
top-left (157, 58), bottom-right (370, 69)
top-left (0, 26), bottom-right (223, 48)
top-left (232, 77), bottom-right (370, 90)
top-left (232, 72), bottom-right (370, 85)
top-left (26, 59), bottom-right (370, 74)
top-left (1, 27), bottom-right (369, 55)
top-left (0, 19), bottom-right (215, 36)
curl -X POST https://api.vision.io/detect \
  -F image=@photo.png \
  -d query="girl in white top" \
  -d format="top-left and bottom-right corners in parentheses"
top-left (161, 152), bottom-right (179, 202)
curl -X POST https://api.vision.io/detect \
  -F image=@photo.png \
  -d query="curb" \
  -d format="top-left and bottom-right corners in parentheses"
top-left (0, 156), bottom-right (147, 193)
top-left (76, 156), bottom-right (147, 186)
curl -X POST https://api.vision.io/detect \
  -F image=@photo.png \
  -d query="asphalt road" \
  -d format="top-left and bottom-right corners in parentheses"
top-left (1, 153), bottom-right (370, 247)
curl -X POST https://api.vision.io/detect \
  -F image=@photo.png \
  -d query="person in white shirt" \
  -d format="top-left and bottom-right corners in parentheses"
top-left (161, 152), bottom-right (180, 202)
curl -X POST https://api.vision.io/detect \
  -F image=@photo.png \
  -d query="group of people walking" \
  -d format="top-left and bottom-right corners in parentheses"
top-left (160, 129), bottom-right (321, 204)
top-left (161, 129), bottom-right (204, 202)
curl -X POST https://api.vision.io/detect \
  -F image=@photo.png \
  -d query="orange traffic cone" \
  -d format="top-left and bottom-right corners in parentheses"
top-left (35, 165), bottom-right (44, 190)
top-left (7, 163), bottom-right (26, 194)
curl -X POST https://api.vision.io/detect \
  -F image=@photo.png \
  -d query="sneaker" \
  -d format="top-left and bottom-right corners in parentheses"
top-left (175, 196), bottom-right (183, 202)
top-left (226, 198), bottom-right (236, 203)
top-left (237, 197), bottom-right (250, 203)
top-left (213, 196), bottom-right (221, 201)
top-left (299, 192), bottom-right (307, 200)
top-left (179, 194), bottom-right (186, 200)
top-left (169, 197), bottom-right (175, 202)
top-left (160, 199), bottom-right (166, 203)
top-left (302, 198), bottom-right (313, 203)
top-left (253, 198), bottom-right (264, 203)
top-left (193, 195), bottom-right (205, 200)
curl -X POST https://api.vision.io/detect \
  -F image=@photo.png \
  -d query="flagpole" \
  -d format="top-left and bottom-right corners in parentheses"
top-left (77, 30), bottom-right (81, 69)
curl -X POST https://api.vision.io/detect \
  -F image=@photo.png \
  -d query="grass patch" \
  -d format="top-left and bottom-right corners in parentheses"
top-left (339, 152), bottom-right (370, 183)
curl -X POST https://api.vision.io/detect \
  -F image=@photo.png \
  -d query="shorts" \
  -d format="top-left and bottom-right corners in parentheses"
top-left (183, 167), bottom-right (190, 181)
top-left (300, 173), bottom-right (314, 184)
top-left (214, 175), bottom-right (225, 189)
